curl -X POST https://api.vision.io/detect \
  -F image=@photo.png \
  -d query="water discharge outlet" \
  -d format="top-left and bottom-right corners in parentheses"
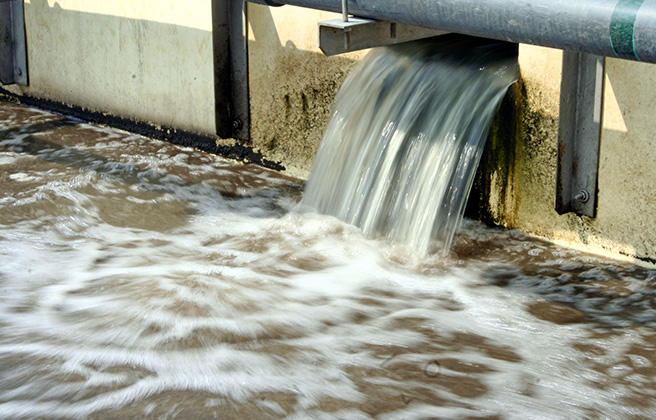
top-left (300, 37), bottom-right (518, 255)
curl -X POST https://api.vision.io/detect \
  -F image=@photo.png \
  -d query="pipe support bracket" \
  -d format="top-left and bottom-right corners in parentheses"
top-left (555, 51), bottom-right (605, 217)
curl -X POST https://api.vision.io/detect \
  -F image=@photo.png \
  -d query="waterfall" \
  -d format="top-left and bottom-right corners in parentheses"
top-left (301, 36), bottom-right (518, 255)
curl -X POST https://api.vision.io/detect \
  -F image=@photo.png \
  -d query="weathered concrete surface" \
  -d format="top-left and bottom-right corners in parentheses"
top-left (473, 45), bottom-right (656, 265)
top-left (247, 4), bottom-right (367, 178)
top-left (1, 0), bottom-right (215, 135)
top-left (593, 58), bottom-right (656, 263)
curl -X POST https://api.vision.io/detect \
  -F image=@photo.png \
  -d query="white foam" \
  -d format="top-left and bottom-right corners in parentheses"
top-left (1, 110), bottom-right (655, 419)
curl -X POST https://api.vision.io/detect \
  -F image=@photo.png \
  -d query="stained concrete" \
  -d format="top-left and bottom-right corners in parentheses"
top-left (247, 4), bottom-right (368, 178)
top-left (474, 45), bottom-right (656, 265)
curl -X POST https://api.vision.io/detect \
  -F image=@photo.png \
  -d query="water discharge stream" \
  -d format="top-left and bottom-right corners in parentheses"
top-left (302, 38), bottom-right (517, 255)
top-left (1, 49), bottom-right (656, 418)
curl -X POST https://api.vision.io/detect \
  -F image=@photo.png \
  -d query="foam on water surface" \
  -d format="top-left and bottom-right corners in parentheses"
top-left (1, 103), bottom-right (656, 418)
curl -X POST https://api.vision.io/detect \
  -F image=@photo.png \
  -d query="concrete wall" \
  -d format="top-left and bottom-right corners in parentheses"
top-left (2, 0), bottom-right (215, 135)
top-left (473, 45), bottom-right (656, 265)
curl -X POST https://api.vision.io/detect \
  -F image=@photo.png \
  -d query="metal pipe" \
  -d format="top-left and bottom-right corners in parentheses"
top-left (247, 0), bottom-right (656, 63)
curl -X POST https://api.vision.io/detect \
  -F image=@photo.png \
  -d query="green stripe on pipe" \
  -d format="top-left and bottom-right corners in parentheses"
top-left (610, 0), bottom-right (645, 60)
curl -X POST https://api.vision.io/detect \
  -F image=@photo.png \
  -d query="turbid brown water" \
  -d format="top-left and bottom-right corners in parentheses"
top-left (1, 100), bottom-right (656, 419)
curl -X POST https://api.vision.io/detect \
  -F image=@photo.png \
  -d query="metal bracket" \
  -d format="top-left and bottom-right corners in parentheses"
top-left (318, 17), bottom-right (449, 56)
top-left (0, 0), bottom-right (28, 86)
top-left (212, 0), bottom-right (250, 141)
top-left (555, 51), bottom-right (605, 217)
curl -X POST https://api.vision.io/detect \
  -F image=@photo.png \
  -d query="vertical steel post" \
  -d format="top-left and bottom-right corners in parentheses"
top-left (245, 0), bottom-right (656, 64)
top-left (212, 0), bottom-right (250, 141)
top-left (555, 51), bottom-right (605, 217)
top-left (0, 0), bottom-right (28, 86)
top-left (228, 0), bottom-right (250, 141)
top-left (212, 0), bottom-right (232, 138)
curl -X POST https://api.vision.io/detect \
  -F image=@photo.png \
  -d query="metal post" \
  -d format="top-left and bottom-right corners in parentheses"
top-left (0, 0), bottom-right (28, 86)
top-left (212, 0), bottom-right (250, 141)
top-left (228, 0), bottom-right (250, 141)
top-left (555, 51), bottom-right (605, 217)
top-left (247, 0), bottom-right (656, 64)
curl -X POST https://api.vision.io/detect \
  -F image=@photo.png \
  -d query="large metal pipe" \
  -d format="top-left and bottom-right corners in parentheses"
top-left (248, 0), bottom-right (656, 63)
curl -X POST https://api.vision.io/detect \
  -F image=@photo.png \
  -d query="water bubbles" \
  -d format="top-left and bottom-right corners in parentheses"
top-left (2, 101), bottom-right (656, 419)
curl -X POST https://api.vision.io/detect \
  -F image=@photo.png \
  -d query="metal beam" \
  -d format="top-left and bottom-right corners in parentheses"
top-left (555, 51), bottom-right (605, 217)
top-left (0, 0), bottom-right (28, 86)
top-left (318, 18), bottom-right (449, 56)
top-left (212, 0), bottom-right (250, 141)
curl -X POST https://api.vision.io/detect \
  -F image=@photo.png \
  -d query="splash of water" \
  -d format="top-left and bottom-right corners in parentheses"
top-left (2, 101), bottom-right (656, 419)
top-left (301, 37), bottom-right (518, 255)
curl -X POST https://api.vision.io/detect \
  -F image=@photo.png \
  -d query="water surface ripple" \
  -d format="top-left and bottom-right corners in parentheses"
top-left (1, 102), bottom-right (656, 419)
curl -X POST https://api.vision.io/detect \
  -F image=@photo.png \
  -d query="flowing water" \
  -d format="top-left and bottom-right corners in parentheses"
top-left (1, 65), bottom-right (656, 419)
top-left (301, 38), bottom-right (517, 255)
